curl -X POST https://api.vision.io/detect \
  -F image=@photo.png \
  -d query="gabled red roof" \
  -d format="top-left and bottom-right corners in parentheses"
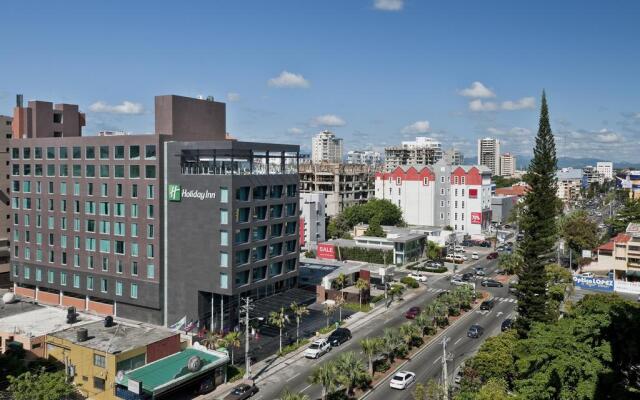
top-left (597, 233), bottom-right (631, 252)
top-left (495, 185), bottom-right (529, 197)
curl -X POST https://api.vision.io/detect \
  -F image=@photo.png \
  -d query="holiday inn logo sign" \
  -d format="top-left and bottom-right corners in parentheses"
top-left (168, 184), bottom-right (216, 201)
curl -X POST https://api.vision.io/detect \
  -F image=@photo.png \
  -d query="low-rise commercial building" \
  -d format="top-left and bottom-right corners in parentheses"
top-left (299, 162), bottom-right (373, 217)
top-left (590, 223), bottom-right (640, 295)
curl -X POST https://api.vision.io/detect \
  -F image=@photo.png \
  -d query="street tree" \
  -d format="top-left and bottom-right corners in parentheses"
top-left (364, 216), bottom-right (385, 237)
top-left (334, 272), bottom-right (347, 321)
top-left (498, 252), bottom-right (524, 275)
top-left (335, 351), bottom-right (371, 395)
top-left (609, 198), bottom-right (640, 234)
top-left (280, 388), bottom-right (309, 400)
top-left (290, 301), bottom-right (310, 344)
top-left (322, 303), bottom-right (336, 328)
top-left (475, 378), bottom-right (511, 400)
top-left (201, 331), bottom-right (224, 350)
top-left (560, 210), bottom-right (599, 256)
top-left (426, 240), bottom-right (442, 260)
top-left (382, 328), bottom-right (406, 361)
top-left (222, 331), bottom-right (241, 365)
top-left (309, 362), bottom-right (338, 400)
top-left (8, 371), bottom-right (75, 400)
top-left (355, 278), bottom-right (370, 309)
top-left (268, 307), bottom-right (289, 354)
top-left (400, 323), bottom-right (422, 347)
top-left (360, 337), bottom-right (383, 376)
top-left (517, 91), bottom-right (559, 335)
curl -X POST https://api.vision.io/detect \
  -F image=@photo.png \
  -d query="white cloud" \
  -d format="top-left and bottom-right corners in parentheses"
top-left (288, 127), bottom-right (303, 134)
top-left (89, 101), bottom-right (144, 115)
top-left (595, 129), bottom-right (621, 143)
top-left (226, 92), bottom-right (240, 102)
top-left (311, 114), bottom-right (346, 127)
top-left (459, 82), bottom-right (495, 98)
top-left (487, 127), bottom-right (531, 137)
top-left (268, 71), bottom-right (310, 88)
top-left (401, 120), bottom-right (431, 134)
top-left (501, 97), bottom-right (535, 110)
top-left (469, 99), bottom-right (498, 112)
top-left (373, 0), bottom-right (404, 11)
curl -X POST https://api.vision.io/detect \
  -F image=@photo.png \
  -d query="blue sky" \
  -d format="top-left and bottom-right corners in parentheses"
top-left (1, 0), bottom-right (639, 162)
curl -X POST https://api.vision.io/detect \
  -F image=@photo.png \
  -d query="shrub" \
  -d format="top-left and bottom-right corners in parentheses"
top-left (370, 294), bottom-right (386, 304)
top-left (343, 302), bottom-right (372, 312)
top-left (227, 365), bottom-right (245, 382)
top-left (304, 250), bottom-right (316, 258)
top-left (400, 276), bottom-right (419, 288)
top-left (374, 359), bottom-right (391, 373)
top-left (338, 246), bottom-right (394, 264)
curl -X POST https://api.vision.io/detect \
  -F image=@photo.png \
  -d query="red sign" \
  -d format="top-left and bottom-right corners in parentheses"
top-left (468, 188), bottom-right (478, 198)
top-left (317, 243), bottom-right (337, 260)
top-left (299, 217), bottom-right (305, 247)
top-left (471, 212), bottom-right (482, 225)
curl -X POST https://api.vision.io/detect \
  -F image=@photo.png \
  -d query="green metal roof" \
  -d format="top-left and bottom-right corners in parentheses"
top-left (122, 347), bottom-right (228, 395)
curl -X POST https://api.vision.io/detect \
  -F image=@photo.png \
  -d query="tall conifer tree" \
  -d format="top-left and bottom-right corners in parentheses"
top-left (516, 91), bottom-right (559, 336)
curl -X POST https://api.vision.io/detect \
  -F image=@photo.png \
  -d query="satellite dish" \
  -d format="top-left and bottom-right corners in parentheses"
top-left (116, 370), bottom-right (125, 383)
top-left (187, 355), bottom-right (202, 372)
top-left (2, 292), bottom-right (16, 304)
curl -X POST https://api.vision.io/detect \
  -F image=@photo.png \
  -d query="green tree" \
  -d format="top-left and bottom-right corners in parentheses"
top-left (561, 210), bottom-right (599, 255)
top-left (609, 198), bottom-right (640, 234)
top-left (426, 240), bottom-right (442, 260)
top-left (400, 322), bottom-right (422, 348)
top-left (309, 363), bottom-right (338, 400)
top-left (335, 351), bottom-right (371, 395)
top-left (322, 303), bottom-right (336, 328)
top-left (290, 301), bottom-right (310, 345)
top-left (364, 216), bottom-right (385, 237)
top-left (222, 331), bottom-right (241, 365)
top-left (475, 378), bottom-right (511, 400)
top-left (280, 388), bottom-right (309, 400)
top-left (360, 337), bottom-right (383, 376)
top-left (8, 371), bottom-right (75, 400)
top-left (517, 91), bottom-right (559, 335)
top-left (466, 330), bottom-right (518, 384)
top-left (498, 252), bottom-right (524, 275)
top-left (413, 379), bottom-right (445, 400)
top-left (334, 273), bottom-right (347, 321)
top-left (268, 307), bottom-right (289, 354)
top-left (201, 331), bottom-right (224, 350)
top-left (382, 328), bottom-right (406, 362)
top-left (355, 278), bottom-right (370, 309)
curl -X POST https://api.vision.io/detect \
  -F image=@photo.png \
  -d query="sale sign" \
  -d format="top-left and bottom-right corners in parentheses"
top-left (471, 212), bottom-right (482, 224)
top-left (317, 243), bottom-right (337, 260)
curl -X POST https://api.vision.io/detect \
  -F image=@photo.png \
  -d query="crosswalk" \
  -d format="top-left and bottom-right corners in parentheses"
top-left (426, 287), bottom-right (447, 293)
top-left (494, 297), bottom-right (517, 303)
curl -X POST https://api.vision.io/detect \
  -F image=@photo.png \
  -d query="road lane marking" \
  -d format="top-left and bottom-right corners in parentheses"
top-left (433, 355), bottom-right (442, 365)
top-left (286, 372), bottom-right (300, 382)
top-left (301, 384), bottom-right (312, 392)
top-left (454, 337), bottom-right (462, 345)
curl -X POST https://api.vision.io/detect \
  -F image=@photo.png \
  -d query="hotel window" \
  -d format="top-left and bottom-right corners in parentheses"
top-left (220, 231), bottom-right (229, 246)
top-left (270, 185), bottom-right (283, 198)
top-left (23, 164), bottom-right (31, 175)
top-left (132, 261), bottom-right (138, 276)
top-left (147, 224), bottom-right (154, 239)
top-left (60, 182), bottom-right (67, 195)
top-left (72, 146), bottom-right (81, 159)
top-left (100, 165), bottom-right (109, 178)
top-left (74, 254), bottom-right (80, 267)
top-left (146, 244), bottom-right (154, 258)
top-left (236, 187), bottom-right (250, 201)
top-left (220, 251), bottom-right (228, 267)
top-left (73, 274), bottom-right (80, 288)
top-left (87, 276), bottom-right (94, 291)
top-left (220, 209), bottom-right (229, 224)
top-left (115, 203), bottom-right (125, 217)
top-left (59, 147), bottom-right (68, 159)
top-left (86, 146), bottom-right (95, 160)
top-left (85, 201), bottom-right (96, 214)
top-left (100, 278), bottom-right (108, 293)
top-left (49, 250), bottom-right (54, 263)
top-left (74, 182), bottom-right (80, 196)
top-left (60, 271), bottom-right (67, 286)
top-left (116, 184), bottom-right (123, 197)
top-left (100, 146), bottom-right (109, 159)
top-left (146, 185), bottom-right (154, 199)
top-left (145, 145), bottom-right (156, 159)
top-left (132, 184), bottom-right (138, 198)
top-left (116, 281), bottom-right (123, 296)
top-left (131, 204), bottom-right (139, 218)
top-left (72, 164), bottom-right (81, 177)
top-left (129, 165), bottom-right (140, 179)
top-left (146, 264), bottom-right (154, 279)
top-left (23, 266), bottom-right (31, 279)
top-left (131, 243), bottom-right (139, 257)
top-left (115, 241), bottom-right (125, 255)
top-left (115, 222), bottom-right (125, 236)
top-left (47, 164), bottom-right (55, 177)
top-left (220, 187), bottom-right (228, 203)
top-left (129, 145), bottom-right (140, 159)
top-left (100, 202), bottom-right (110, 216)
top-left (115, 145), bottom-right (125, 159)
top-left (47, 270), bottom-right (54, 284)
top-left (102, 257), bottom-right (109, 272)
top-left (131, 223), bottom-right (138, 237)
top-left (35, 164), bottom-right (43, 176)
top-left (286, 184), bottom-right (297, 197)
top-left (88, 255), bottom-right (94, 269)
top-left (116, 259), bottom-right (124, 274)
top-left (114, 165), bottom-right (125, 178)
top-left (23, 147), bottom-right (31, 159)
top-left (99, 221), bottom-right (110, 234)
top-left (11, 148), bottom-right (19, 159)
top-left (86, 237), bottom-right (96, 252)
top-left (220, 272), bottom-right (228, 289)
top-left (60, 164), bottom-right (68, 176)
top-left (145, 165), bottom-right (156, 179)
top-left (147, 205), bottom-right (154, 219)
top-left (34, 147), bottom-right (42, 159)
top-left (130, 283), bottom-right (138, 299)
top-left (46, 147), bottom-right (56, 159)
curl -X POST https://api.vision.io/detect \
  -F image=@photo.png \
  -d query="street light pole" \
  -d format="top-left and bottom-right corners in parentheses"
top-left (442, 336), bottom-right (451, 400)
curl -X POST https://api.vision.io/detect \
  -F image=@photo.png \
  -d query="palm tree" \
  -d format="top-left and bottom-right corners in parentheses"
top-left (335, 296), bottom-right (345, 323)
top-left (382, 328), bottom-right (405, 362)
top-left (290, 301), bottom-right (310, 344)
top-left (335, 351), bottom-right (370, 395)
top-left (414, 312), bottom-right (431, 336)
top-left (400, 323), bottom-right (422, 348)
top-left (268, 307), bottom-right (289, 354)
top-left (201, 331), bottom-right (223, 350)
top-left (360, 337), bottom-right (382, 375)
top-left (334, 273), bottom-right (348, 321)
top-left (222, 331), bottom-right (241, 365)
top-left (309, 362), bottom-right (338, 400)
top-left (280, 388), bottom-right (310, 400)
top-left (355, 278), bottom-right (370, 309)
top-left (322, 303), bottom-right (336, 328)
top-left (422, 303), bottom-right (438, 334)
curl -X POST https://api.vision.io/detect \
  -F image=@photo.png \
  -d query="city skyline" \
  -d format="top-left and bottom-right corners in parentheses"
top-left (1, 0), bottom-right (639, 162)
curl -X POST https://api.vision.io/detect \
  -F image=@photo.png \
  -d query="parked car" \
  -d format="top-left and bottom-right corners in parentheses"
top-left (474, 267), bottom-right (486, 276)
top-left (390, 371), bottom-right (416, 390)
top-left (405, 306), bottom-right (421, 319)
top-left (480, 241), bottom-right (491, 247)
top-left (454, 254), bottom-right (467, 262)
top-left (481, 279), bottom-right (503, 287)
top-left (487, 252), bottom-right (499, 260)
top-left (427, 260), bottom-right (444, 268)
top-left (461, 272), bottom-right (475, 281)
top-left (480, 299), bottom-right (495, 310)
top-left (408, 272), bottom-right (428, 282)
top-left (581, 272), bottom-right (594, 278)
top-left (450, 276), bottom-right (465, 286)
top-left (471, 252), bottom-right (479, 260)
top-left (454, 246), bottom-right (466, 253)
top-left (467, 324), bottom-right (485, 338)
top-left (509, 282), bottom-right (519, 294)
top-left (224, 384), bottom-right (259, 400)
top-left (327, 328), bottom-right (352, 347)
top-left (304, 339), bottom-right (331, 359)
top-left (501, 319), bottom-right (513, 332)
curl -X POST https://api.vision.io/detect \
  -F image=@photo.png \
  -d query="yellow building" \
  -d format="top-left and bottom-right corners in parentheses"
top-left (46, 320), bottom-right (181, 400)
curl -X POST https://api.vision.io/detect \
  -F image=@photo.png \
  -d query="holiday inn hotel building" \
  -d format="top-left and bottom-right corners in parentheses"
top-left (9, 95), bottom-right (300, 328)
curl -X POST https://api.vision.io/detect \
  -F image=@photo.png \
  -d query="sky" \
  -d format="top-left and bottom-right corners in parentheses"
top-left (1, 0), bottom-right (639, 163)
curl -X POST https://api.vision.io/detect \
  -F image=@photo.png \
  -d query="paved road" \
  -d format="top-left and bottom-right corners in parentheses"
top-left (364, 287), bottom-right (517, 400)
top-left (254, 249), bottom-right (504, 400)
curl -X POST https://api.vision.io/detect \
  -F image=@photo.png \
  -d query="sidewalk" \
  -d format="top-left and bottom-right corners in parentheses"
top-left (248, 284), bottom-right (430, 384)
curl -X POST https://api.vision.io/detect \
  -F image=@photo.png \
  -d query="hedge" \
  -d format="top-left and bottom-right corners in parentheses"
top-left (407, 265), bottom-right (448, 273)
top-left (338, 246), bottom-right (394, 264)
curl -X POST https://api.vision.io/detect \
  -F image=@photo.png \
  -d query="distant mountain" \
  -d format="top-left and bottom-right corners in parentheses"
top-left (463, 155), bottom-right (640, 170)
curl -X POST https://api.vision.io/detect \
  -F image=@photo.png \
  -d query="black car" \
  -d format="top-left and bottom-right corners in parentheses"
top-left (375, 282), bottom-right (391, 291)
top-left (501, 319), bottom-right (513, 332)
top-left (467, 324), bottom-right (484, 338)
top-left (480, 299), bottom-right (495, 310)
top-left (479, 241), bottom-right (491, 247)
top-left (327, 328), bottom-right (352, 346)
top-left (461, 272), bottom-right (474, 281)
top-left (224, 383), bottom-right (259, 400)
top-left (481, 279), bottom-right (503, 288)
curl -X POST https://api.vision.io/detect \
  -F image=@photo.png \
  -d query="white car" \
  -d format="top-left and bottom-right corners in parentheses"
top-left (304, 339), bottom-right (331, 359)
top-left (450, 275), bottom-right (465, 286)
top-left (471, 252), bottom-right (479, 260)
top-left (408, 273), bottom-right (427, 282)
top-left (390, 370), bottom-right (416, 390)
top-left (454, 254), bottom-right (467, 262)
top-left (454, 246), bottom-right (466, 253)
top-left (580, 272), bottom-right (594, 278)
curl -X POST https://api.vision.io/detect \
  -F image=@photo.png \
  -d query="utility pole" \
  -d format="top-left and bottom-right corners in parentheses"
top-left (240, 297), bottom-right (254, 380)
top-left (383, 253), bottom-right (388, 308)
top-left (441, 336), bottom-right (451, 400)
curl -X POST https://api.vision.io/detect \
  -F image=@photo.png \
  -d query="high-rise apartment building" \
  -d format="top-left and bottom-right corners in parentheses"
top-left (300, 192), bottom-right (326, 249)
top-left (311, 130), bottom-right (343, 163)
top-left (499, 153), bottom-right (516, 177)
top-left (384, 137), bottom-right (443, 172)
top-left (444, 149), bottom-right (464, 166)
top-left (9, 95), bottom-right (300, 329)
top-left (597, 162), bottom-right (613, 180)
top-left (477, 138), bottom-right (500, 176)
top-left (0, 116), bottom-right (12, 287)
top-left (347, 150), bottom-right (382, 166)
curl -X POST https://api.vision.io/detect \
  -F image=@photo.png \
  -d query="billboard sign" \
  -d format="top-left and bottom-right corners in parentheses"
top-left (471, 212), bottom-right (482, 225)
top-left (317, 243), bottom-right (337, 260)
top-left (168, 184), bottom-right (216, 201)
top-left (299, 217), bottom-right (305, 247)
top-left (573, 275), bottom-right (614, 292)
top-left (614, 280), bottom-right (640, 294)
